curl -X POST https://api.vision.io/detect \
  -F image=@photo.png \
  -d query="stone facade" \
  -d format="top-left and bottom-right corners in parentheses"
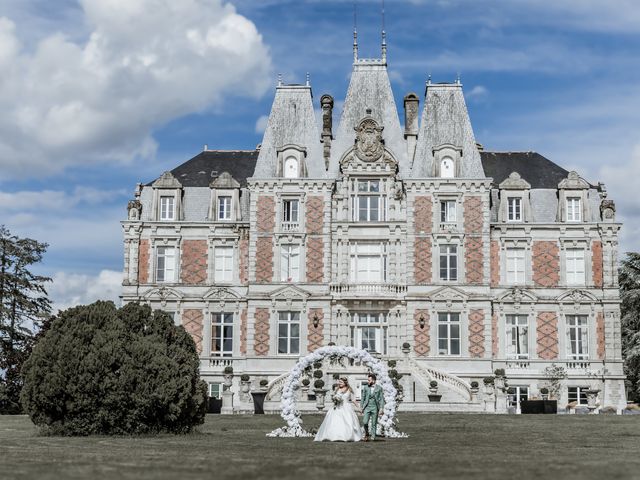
top-left (121, 48), bottom-right (626, 413)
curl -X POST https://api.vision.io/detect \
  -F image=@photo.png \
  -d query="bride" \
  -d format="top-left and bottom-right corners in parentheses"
top-left (314, 377), bottom-right (364, 442)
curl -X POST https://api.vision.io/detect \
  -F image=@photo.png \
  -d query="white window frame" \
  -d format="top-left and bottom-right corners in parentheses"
top-left (214, 246), bottom-right (234, 283)
top-left (349, 243), bottom-right (387, 283)
top-left (567, 386), bottom-right (589, 405)
top-left (505, 314), bottom-right (529, 359)
top-left (440, 200), bottom-right (457, 224)
top-left (507, 386), bottom-right (529, 414)
top-left (156, 246), bottom-right (176, 283)
top-left (437, 312), bottom-right (461, 355)
top-left (566, 249), bottom-right (586, 286)
top-left (217, 196), bottom-right (232, 221)
top-left (566, 315), bottom-right (589, 360)
top-left (284, 156), bottom-right (299, 178)
top-left (353, 179), bottom-right (384, 222)
top-left (160, 195), bottom-right (175, 221)
top-left (350, 312), bottom-right (388, 355)
top-left (440, 157), bottom-right (455, 178)
top-left (566, 197), bottom-right (582, 222)
top-left (506, 248), bottom-right (526, 284)
top-left (208, 383), bottom-right (222, 399)
top-left (439, 244), bottom-right (458, 281)
top-left (507, 197), bottom-right (522, 222)
top-left (277, 311), bottom-right (300, 355)
top-left (280, 244), bottom-right (300, 282)
top-left (211, 312), bottom-right (234, 357)
top-left (282, 198), bottom-right (300, 231)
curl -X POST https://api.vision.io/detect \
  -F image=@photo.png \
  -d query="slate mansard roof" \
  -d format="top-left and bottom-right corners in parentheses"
top-left (148, 150), bottom-right (258, 187)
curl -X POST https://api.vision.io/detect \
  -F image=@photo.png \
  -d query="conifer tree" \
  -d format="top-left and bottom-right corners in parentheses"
top-left (620, 252), bottom-right (640, 402)
top-left (0, 226), bottom-right (52, 413)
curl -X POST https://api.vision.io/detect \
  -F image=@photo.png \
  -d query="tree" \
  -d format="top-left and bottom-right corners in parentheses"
top-left (0, 226), bottom-right (52, 414)
top-left (21, 301), bottom-right (207, 435)
top-left (620, 252), bottom-right (640, 403)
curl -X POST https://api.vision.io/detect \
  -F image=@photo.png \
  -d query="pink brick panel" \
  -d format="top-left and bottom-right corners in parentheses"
top-left (180, 240), bottom-right (208, 285)
top-left (490, 240), bottom-right (500, 287)
top-left (414, 237), bottom-right (432, 284)
top-left (256, 196), bottom-right (275, 233)
top-left (596, 311), bottom-right (605, 360)
top-left (414, 196), bottom-right (433, 234)
top-left (182, 309), bottom-right (204, 354)
top-left (532, 241), bottom-right (560, 287)
top-left (306, 238), bottom-right (324, 283)
top-left (254, 308), bottom-right (270, 356)
top-left (255, 237), bottom-right (274, 283)
top-left (592, 241), bottom-right (603, 288)
top-left (307, 308), bottom-right (324, 352)
top-left (536, 312), bottom-right (559, 360)
top-left (468, 309), bottom-right (485, 358)
top-left (138, 239), bottom-right (150, 284)
top-left (306, 196), bottom-right (324, 235)
top-left (414, 310), bottom-right (430, 356)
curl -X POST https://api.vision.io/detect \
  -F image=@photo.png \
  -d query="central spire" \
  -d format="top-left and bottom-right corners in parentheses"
top-left (351, 1), bottom-right (388, 65)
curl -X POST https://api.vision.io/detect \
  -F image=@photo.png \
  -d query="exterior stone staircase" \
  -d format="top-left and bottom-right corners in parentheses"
top-left (405, 358), bottom-right (473, 402)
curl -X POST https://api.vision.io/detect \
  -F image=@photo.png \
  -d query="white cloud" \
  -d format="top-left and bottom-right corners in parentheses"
top-left (48, 269), bottom-right (122, 313)
top-left (465, 85), bottom-right (488, 102)
top-left (0, 0), bottom-right (272, 179)
top-left (0, 186), bottom-right (128, 211)
top-left (255, 114), bottom-right (269, 134)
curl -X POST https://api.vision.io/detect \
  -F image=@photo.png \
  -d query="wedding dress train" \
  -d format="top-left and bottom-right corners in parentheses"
top-left (314, 390), bottom-right (363, 442)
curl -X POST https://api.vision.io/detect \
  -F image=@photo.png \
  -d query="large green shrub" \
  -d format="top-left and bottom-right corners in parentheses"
top-left (20, 301), bottom-right (207, 435)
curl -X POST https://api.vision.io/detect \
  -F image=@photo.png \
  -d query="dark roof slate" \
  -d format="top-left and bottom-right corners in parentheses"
top-left (149, 150), bottom-right (258, 187)
top-left (480, 151), bottom-right (582, 189)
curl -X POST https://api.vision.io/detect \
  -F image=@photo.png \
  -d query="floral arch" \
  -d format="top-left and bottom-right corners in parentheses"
top-left (267, 346), bottom-right (407, 438)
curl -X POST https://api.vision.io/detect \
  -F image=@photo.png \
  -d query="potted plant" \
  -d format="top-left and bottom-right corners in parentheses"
top-left (540, 387), bottom-right (549, 400)
top-left (259, 379), bottom-right (269, 391)
top-left (585, 388), bottom-right (600, 413)
top-left (493, 369), bottom-right (506, 390)
top-left (428, 380), bottom-right (442, 402)
top-left (470, 381), bottom-right (479, 394)
top-left (388, 360), bottom-right (397, 368)
top-left (223, 366), bottom-right (234, 388)
top-left (402, 342), bottom-right (411, 354)
top-left (314, 379), bottom-right (327, 410)
top-left (301, 377), bottom-right (311, 396)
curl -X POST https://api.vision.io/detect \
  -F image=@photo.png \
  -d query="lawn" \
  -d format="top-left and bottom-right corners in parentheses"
top-left (1, 414), bottom-right (640, 480)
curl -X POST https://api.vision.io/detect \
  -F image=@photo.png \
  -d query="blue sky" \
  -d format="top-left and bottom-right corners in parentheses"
top-left (0, 0), bottom-right (639, 310)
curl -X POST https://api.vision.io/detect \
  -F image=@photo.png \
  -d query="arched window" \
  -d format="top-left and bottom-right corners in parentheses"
top-left (284, 156), bottom-right (299, 178)
top-left (440, 157), bottom-right (455, 178)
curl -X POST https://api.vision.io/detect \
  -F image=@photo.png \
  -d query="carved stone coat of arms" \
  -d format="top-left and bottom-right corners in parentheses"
top-left (354, 118), bottom-right (384, 162)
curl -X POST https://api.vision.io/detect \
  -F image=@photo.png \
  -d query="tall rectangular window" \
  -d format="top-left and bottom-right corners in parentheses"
top-left (506, 315), bottom-right (529, 359)
top-left (566, 197), bottom-right (582, 222)
top-left (214, 246), bottom-right (234, 283)
top-left (278, 312), bottom-right (300, 355)
top-left (506, 248), bottom-right (526, 284)
top-left (350, 243), bottom-right (387, 283)
top-left (211, 313), bottom-right (233, 357)
top-left (507, 197), bottom-right (522, 222)
top-left (282, 199), bottom-right (299, 232)
top-left (208, 383), bottom-right (222, 399)
top-left (439, 244), bottom-right (458, 281)
top-left (350, 312), bottom-right (388, 355)
top-left (354, 180), bottom-right (383, 222)
top-left (156, 246), bottom-right (175, 282)
top-left (440, 200), bottom-right (457, 223)
top-left (567, 315), bottom-right (589, 359)
top-left (160, 196), bottom-right (175, 220)
top-left (280, 244), bottom-right (300, 282)
top-left (217, 196), bottom-right (232, 220)
top-left (437, 312), bottom-right (460, 355)
top-left (566, 249), bottom-right (585, 286)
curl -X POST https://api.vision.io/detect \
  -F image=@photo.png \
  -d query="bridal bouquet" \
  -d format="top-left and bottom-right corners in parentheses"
top-left (332, 394), bottom-right (344, 410)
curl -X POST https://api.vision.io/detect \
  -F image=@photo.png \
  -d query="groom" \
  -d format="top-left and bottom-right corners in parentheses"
top-left (361, 373), bottom-right (384, 442)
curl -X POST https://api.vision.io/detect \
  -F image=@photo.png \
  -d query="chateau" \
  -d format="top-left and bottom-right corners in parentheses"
top-left (121, 36), bottom-right (626, 413)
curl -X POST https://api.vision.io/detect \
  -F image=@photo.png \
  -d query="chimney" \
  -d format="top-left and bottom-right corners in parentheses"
top-left (320, 94), bottom-right (334, 171)
top-left (403, 93), bottom-right (419, 161)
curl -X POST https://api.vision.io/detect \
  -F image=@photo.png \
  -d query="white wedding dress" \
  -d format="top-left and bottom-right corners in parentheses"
top-left (314, 390), bottom-right (364, 442)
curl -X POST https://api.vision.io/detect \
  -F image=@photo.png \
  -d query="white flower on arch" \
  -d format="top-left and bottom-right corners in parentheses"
top-left (266, 345), bottom-right (407, 438)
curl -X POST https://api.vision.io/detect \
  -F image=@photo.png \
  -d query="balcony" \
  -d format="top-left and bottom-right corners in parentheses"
top-left (280, 222), bottom-right (300, 232)
top-left (504, 359), bottom-right (599, 374)
top-left (330, 283), bottom-right (408, 297)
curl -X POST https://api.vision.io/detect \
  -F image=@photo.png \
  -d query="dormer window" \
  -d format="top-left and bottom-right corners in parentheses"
top-left (277, 145), bottom-right (307, 178)
top-left (507, 197), bottom-right (522, 222)
top-left (566, 197), bottom-right (582, 222)
top-left (284, 156), bottom-right (299, 178)
top-left (160, 196), bottom-right (175, 220)
top-left (218, 196), bottom-right (232, 220)
top-left (440, 157), bottom-right (455, 178)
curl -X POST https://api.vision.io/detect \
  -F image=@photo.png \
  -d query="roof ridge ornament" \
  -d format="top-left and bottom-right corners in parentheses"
top-left (353, 1), bottom-right (358, 63)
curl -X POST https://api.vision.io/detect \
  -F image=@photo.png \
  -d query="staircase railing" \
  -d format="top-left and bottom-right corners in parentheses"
top-left (407, 358), bottom-right (473, 402)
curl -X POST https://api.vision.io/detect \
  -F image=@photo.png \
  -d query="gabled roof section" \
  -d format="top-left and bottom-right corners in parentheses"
top-left (329, 61), bottom-right (408, 177)
top-left (152, 171), bottom-right (182, 188)
top-left (481, 151), bottom-right (574, 189)
top-left (210, 171), bottom-right (241, 189)
top-left (148, 150), bottom-right (258, 187)
top-left (253, 84), bottom-right (323, 178)
top-left (412, 83), bottom-right (485, 178)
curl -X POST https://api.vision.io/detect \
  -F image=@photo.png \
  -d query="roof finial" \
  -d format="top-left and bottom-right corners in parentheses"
top-left (456, 72), bottom-right (461, 84)
top-left (381, 0), bottom-right (387, 64)
top-left (353, 1), bottom-right (358, 63)
top-left (427, 73), bottom-right (432, 85)
top-left (306, 72), bottom-right (310, 86)
top-left (278, 73), bottom-right (283, 86)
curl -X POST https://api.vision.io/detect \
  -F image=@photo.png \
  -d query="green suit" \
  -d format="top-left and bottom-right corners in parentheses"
top-left (361, 384), bottom-right (384, 439)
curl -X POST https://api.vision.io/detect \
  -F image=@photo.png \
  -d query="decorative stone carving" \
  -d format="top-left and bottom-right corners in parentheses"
top-left (558, 171), bottom-right (589, 190)
top-left (498, 171), bottom-right (531, 190)
top-left (600, 199), bottom-right (616, 221)
top-left (127, 199), bottom-right (142, 220)
top-left (152, 171), bottom-right (182, 188)
top-left (354, 117), bottom-right (385, 162)
top-left (210, 171), bottom-right (240, 189)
